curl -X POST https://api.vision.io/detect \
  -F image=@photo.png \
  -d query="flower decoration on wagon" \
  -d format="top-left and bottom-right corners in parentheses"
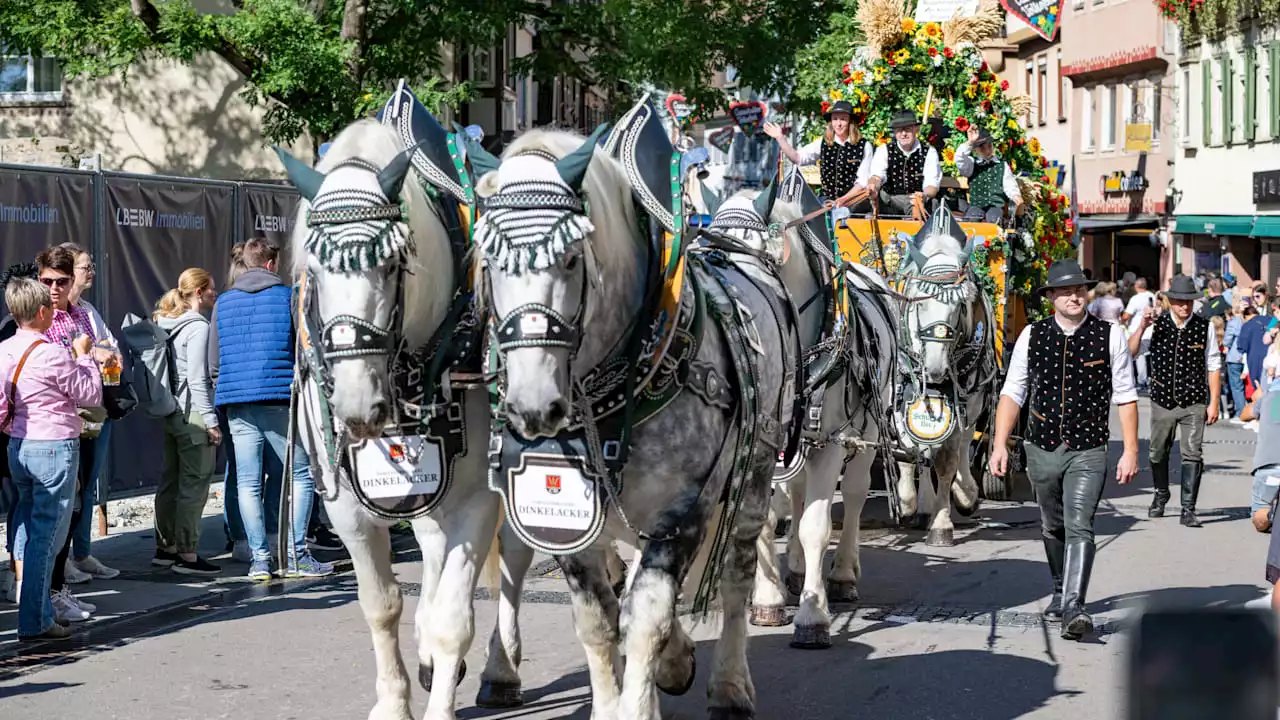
top-left (813, 0), bottom-right (1075, 307)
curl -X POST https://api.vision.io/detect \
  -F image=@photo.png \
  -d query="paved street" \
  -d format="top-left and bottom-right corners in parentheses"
top-left (0, 398), bottom-right (1272, 719)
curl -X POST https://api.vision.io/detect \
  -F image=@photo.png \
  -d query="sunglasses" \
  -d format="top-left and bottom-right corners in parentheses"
top-left (40, 277), bottom-right (72, 288)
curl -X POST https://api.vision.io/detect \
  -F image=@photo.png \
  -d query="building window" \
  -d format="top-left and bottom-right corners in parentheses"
top-left (1082, 86), bottom-right (1095, 150)
top-left (1221, 54), bottom-right (1233, 146)
top-left (468, 46), bottom-right (495, 88)
top-left (1103, 83), bottom-right (1117, 149)
top-left (1025, 61), bottom-right (1034, 127)
top-left (1181, 68), bottom-right (1191, 141)
top-left (1152, 78), bottom-right (1163, 141)
top-left (0, 46), bottom-right (62, 102)
top-left (1057, 50), bottom-right (1067, 120)
top-left (1038, 57), bottom-right (1048, 125)
top-left (1244, 47), bottom-right (1257, 142)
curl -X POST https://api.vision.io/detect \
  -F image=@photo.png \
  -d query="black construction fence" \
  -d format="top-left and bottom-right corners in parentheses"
top-left (0, 163), bottom-right (300, 508)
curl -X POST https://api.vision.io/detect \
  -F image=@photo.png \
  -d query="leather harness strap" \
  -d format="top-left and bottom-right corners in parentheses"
top-left (3, 339), bottom-right (47, 432)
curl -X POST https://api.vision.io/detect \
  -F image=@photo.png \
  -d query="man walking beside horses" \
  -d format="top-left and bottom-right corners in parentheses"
top-left (989, 260), bottom-right (1140, 641)
top-left (1129, 274), bottom-right (1222, 527)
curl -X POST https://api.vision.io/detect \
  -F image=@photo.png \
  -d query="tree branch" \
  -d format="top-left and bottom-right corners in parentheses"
top-left (341, 0), bottom-right (369, 85)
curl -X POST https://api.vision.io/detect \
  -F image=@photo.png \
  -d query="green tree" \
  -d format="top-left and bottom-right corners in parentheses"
top-left (1, 0), bottom-right (837, 146)
top-left (790, 0), bottom-right (862, 117)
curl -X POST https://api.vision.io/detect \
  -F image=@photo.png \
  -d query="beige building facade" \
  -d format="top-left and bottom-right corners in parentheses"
top-left (991, 16), bottom-right (1074, 192)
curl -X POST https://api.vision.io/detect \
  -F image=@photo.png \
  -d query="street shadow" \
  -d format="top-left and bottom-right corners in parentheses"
top-left (0, 681), bottom-right (83, 700)
top-left (457, 670), bottom-right (593, 719)
top-left (1093, 584), bottom-right (1267, 613)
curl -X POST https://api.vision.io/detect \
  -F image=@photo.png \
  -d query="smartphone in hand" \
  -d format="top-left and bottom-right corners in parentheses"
top-left (1127, 608), bottom-right (1278, 720)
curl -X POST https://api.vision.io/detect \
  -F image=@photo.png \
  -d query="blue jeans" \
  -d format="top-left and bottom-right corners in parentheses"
top-left (10, 438), bottom-right (79, 637)
top-left (1253, 469), bottom-right (1280, 514)
top-left (220, 410), bottom-right (282, 544)
top-left (227, 404), bottom-right (314, 563)
top-left (1227, 362), bottom-right (1247, 417)
top-left (71, 421), bottom-right (111, 560)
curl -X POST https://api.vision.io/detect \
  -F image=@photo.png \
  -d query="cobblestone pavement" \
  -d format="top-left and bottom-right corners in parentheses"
top-left (0, 400), bottom-right (1270, 718)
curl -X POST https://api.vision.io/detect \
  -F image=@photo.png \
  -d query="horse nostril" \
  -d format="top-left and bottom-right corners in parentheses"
top-left (546, 399), bottom-right (569, 428)
top-left (370, 400), bottom-right (390, 425)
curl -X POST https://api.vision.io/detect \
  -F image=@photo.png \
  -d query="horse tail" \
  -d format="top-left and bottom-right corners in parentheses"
top-left (480, 515), bottom-right (503, 595)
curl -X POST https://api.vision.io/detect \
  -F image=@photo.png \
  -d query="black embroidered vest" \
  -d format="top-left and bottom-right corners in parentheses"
top-left (884, 142), bottom-right (928, 196)
top-left (819, 139), bottom-right (866, 199)
top-left (969, 157), bottom-right (1006, 208)
top-left (1147, 313), bottom-right (1210, 409)
top-left (1026, 315), bottom-right (1114, 451)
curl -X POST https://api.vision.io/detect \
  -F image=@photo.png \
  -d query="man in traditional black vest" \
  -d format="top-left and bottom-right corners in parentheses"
top-left (867, 110), bottom-right (941, 216)
top-left (990, 259), bottom-right (1140, 641)
top-left (1128, 274), bottom-right (1222, 527)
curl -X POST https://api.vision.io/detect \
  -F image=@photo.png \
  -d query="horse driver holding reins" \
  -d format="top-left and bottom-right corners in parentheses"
top-left (989, 259), bottom-right (1141, 642)
top-left (866, 109), bottom-right (941, 217)
top-left (764, 99), bottom-right (875, 215)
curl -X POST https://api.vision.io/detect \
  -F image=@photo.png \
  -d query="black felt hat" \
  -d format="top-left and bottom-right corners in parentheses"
top-left (824, 100), bottom-right (854, 120)
top-left (889, 110), bottom-right (922, 129)
top-left (1164, 274), bottom-right (1201, 301)
top-left (1037, 259), bottom-right (1098, 296)
top-left (972, 127), bottom-right (994, 146)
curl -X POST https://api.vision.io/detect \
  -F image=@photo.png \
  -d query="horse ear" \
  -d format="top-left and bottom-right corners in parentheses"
top-left (753, 178), bottom-right (780, 220)
top-left (962, 234), bottom-right (976, 258)
top-left (556, 124), bottom-right (609, 191)
top-left (273, 146), bottom-right (325, 201)
top-left (377, 139), bottom-right (427, 200)
top-left (701, 182), bottom-right (723, 215)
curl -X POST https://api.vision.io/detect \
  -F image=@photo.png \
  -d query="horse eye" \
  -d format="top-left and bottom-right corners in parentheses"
top-left (565, 254), bottom-right (581, 271)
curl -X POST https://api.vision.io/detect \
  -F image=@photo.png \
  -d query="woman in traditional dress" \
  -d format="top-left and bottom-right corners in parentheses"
top-left (763, 100), bottom-right (874, 213)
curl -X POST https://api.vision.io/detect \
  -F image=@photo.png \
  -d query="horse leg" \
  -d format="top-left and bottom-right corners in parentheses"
top-left (410, 517), bottom-right (451, 692)
top-left (476, 522), bottom-right (533, 708)
top-left (829, 450), bottom-right (874, 602)
top-left (896, 459), bottom-right (918, 519)
top-left (792, 445), bottom-right (843, 649)
top-left (952, 425), bottom-right (981, 515)
top-left (749, 487), bottom-right (789, 627)
top-left (784, 472), bottom-right (806, 597)
top-left (707, 464), bottom-right (771, 718)
top-left (925, 446), bottom-right (959, 547)
top-left (560, 548), bottom-right (623, 720)
top-left (326, 492), bottom-right (413, 720)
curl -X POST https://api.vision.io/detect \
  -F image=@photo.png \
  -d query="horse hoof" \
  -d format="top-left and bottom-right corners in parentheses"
top-left (954, 496), bottom-right (981, 518)
top-left (826, 580), bottom-right (859, 603)
top-left (657, 652), bottom-right (696, 696)
top-left (749, 605), bottom-right (790, 627)
top-left (418, 660), bottom-right (466, 692)
top-left (790, 624), bottom-right (832, 650)
top-left (708, 706), bottom-right (755, 720)
top-left (476, 681), bottom-right (523, 708)
top-left (784, 572), bottom-right (805, 598)
top-left (925, 528), bottom-right (955, 547)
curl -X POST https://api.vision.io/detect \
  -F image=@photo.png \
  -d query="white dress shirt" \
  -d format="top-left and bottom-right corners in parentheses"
top-left (869, 142), bottom-right (942, 191)
top-left (795, 137), bottom-right (874, 190)
top-left (1001, 318), bottom-right (1139, 407)
top-left (954, 142), bottom-right (1023, 205)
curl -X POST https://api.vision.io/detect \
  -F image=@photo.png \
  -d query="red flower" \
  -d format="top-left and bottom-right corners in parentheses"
top-left (980, 61), bottom-right (988, 72)
top-left (820, 101), bottom-right (831, 114)
top-left (843, 76), bottom-right (854, 84)
top-left (983, 239), bottom-right (991, 248)
top-left (955, 116), bottom-right (971, 131)
top-left (843, 63), bottom-right (851, 75)
top-left (928, 47), bottom-right (938, 57)
top-left (1001, 80), bottom-right (1010, 90)
top-left (886, 55), bottom-right (896, 66)
top-left (982, 100), bottom-right (992, 112)
top-left (943, 47), bottom-right (955, 58)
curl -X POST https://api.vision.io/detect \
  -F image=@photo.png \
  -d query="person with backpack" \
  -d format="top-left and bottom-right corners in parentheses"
top-left (208, 239), bottom-right (331, 581)
top-left (147, 269), bottom-right (222, 575)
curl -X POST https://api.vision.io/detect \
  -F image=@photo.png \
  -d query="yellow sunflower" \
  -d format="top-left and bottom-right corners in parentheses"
top-left (852, 70), bottom-right (866, 84)
top-left (943, 147), bottom-right (956, 163)
top-left (1007, 118), bottom-right (1020, 130)
top-left (858, 91), bottom-right (870, 103)
top-left (830, 89), bottom-right (844, 101)
top-left (964, 85), bottom-right (977, 98)
top-left (922, 22), bottom-right (942, 38)
top-left (901, 18), bottom-right (918, 34)
top-left (1028, 137), bottom-right (1042, 154)
top-left (893, 49), bottom-right (911, 64)
top-left (913, 63), bottom-right (926, 71)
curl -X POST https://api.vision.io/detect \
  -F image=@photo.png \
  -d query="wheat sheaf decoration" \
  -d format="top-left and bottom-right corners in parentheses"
top-left (857, 0), bottom-right (908, 60)
top-left (1006, 94), bottom-right (1034, 117)
top-left (941, 0), bottom-right (1006, 46)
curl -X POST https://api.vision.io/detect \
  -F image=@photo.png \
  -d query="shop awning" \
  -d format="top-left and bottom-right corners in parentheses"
top-left (1253, 217), bottom-right (1280, 238)
top-left (1173, 215), bottom-right (1255, 236)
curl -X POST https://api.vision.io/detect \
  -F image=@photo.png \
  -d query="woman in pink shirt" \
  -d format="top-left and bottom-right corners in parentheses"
top-left (1, 277), bottom-right (106, 641)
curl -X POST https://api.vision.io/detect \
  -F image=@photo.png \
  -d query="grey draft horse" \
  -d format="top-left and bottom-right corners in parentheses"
top-left (276, 115), bottom-right (536, 720)
top-left (468, 127), bottom-right (796, 719)
top-left (893, 214), bottom-right (997, 547)
top-left (697, 184), bottom-right (898, 650)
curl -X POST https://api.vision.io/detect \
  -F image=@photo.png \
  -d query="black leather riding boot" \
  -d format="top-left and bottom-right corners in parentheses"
top-left (1059, 540), bottom-right (1096, 640)
top-left (1042, 535), bottom-right (1065, 619)
top-left (1149, 460), bottom-right (1171, 518)
top-left (1181, 461), bottom-right (1204, 527)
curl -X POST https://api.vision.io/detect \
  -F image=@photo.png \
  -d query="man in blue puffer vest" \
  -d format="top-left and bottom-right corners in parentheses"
top-left (208, 238), bottom-right (332, 581)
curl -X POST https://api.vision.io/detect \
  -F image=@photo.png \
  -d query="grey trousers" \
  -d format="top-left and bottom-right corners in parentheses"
top-left (1149, 402), bottom-right (1206, 465)
top-left (1026, 443), bottom-right (1109, 545)
top-left (963, 205), bottom-right (1004, 223)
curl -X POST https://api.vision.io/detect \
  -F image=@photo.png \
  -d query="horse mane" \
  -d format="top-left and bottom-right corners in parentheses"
top-left (290, 118), bottom-right (453, 335)
top-left (470, 128), bottom-right (641, 299)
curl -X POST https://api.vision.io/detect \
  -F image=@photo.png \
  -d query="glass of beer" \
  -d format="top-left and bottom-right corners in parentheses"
top-left (98, 341), bottom-right (121, 386)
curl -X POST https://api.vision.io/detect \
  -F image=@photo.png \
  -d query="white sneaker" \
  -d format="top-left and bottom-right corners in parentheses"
top-left (232, 540), bottom-right (252, 564)
top-left (72, 594), bottom-right (97, 613)
top-left (1230, 417), bottom-right (1245, 425)
top-left (1247, 420), bottom-right (1261, 432)
top-left (63, 558), bottom-right (92, 585)
top-left (51, 588), bottom-right (90, 622)
top-left (73, 556), bottom-right (120, 580)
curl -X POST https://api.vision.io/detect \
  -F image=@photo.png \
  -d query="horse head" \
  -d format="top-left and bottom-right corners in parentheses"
top-left (903, 228), bottom-right (979, 386)
top-left (704, 181), bottom-right (794, 265)
top-left (277, 120), bottom-right (453, 439)
top-left (472, 125), bottom-right (642, 440)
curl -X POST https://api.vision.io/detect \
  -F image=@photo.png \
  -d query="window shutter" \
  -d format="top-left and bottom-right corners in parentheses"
top-left (1245, 47), bottom-right (1257, 142)
top-left (1202, 59), bottom-right (1213, 146)
top-left (1222, 55), bottom-right (1233, 146)
top-left (1272, 42), bottom-right (1280, 140)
